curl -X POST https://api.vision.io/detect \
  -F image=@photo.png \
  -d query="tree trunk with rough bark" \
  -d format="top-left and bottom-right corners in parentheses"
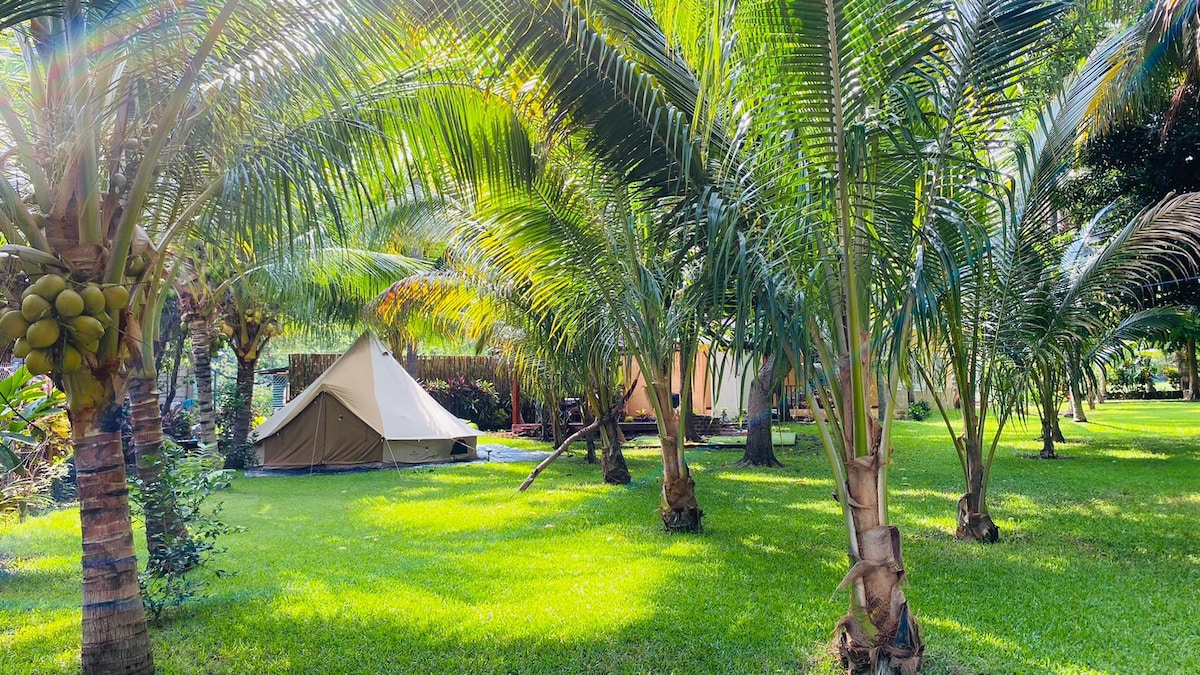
top-left (592, 386), bottom-right (630, 484)
top-left (955, 435), bottom-right (998, 543)
top-left (1039, 371), bottom-right (1058, 459)
top-left (1069, 383), bottom-right (1088, 423)
top-left (66, 373), bottom-right (154, 675)
top-left (1187, 339), bottom-right (1198, 401)
top-left (600, 417), bottom-right (631, 484)
top-left (739, 355), bottom-right (783, 467)
top-left (651, 377), bottom-right (701, 532)
top-left (185, 312), bottom-right (217, 449)
top-left (826, 357), bottom-right (923, 672)
top-left (161, 327), bottom-right (186, 417)
top-left (129, 373), bottom-right (192, 569)
top-left (837, 444), bottom-right (923, 672)
top-left (229, 356), bottom-right (257, 463)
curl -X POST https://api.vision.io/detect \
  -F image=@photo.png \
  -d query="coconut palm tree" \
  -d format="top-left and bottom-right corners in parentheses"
top-left (373, 249), bottom-right (635, 486)
top-left (416, 0), bottom-right (931, 663)
top-left (172, 221), bottom-right (423, 465)
top-left (1007, 195), bottom-right (1200, 458)
top-left (0, 1), bottom-right (491, 670)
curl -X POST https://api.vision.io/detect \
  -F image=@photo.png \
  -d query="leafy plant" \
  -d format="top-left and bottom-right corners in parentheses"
top-left (132, 441), bottom-right (240, 621)
top-left (420, 376), bottom-right (508, 430)
top-left (0, 367), bottom-right (71, 517)
top-left (907, 401), bottom-right (932, 422)
top-left (215, 378), bottom-right (259, 469)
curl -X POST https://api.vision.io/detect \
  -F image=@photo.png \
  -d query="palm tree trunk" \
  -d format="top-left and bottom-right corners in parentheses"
top-left (129, 374), bottom-right (192, 569)
top-left (585, 434), bottom-right (598, 464)
top-left (600, 417), bottom-right (630, 484)
top-left (1069, 382), bottom-right (1088, 423)
top-left (593, 386), bottom-right (630, 484)
top-left (837, 437), bottom-right (923, 672)
top-left (651, 378), bottom-right (701, 532)
top-left (551, 402), bottom-right (564, 448)
top-left (1039, 371), bottom-right (1057, 459)
top-left (405, 341), bottom-right (418, 374)
top-left (1097, 369), bottom-right (1107, 404)
top-left (739, 354), bottom-right (783, 467)
top-left (187, 314), bottom-right (218, 449)
top-left (1187, 339), bottom-right (1198, 401)
top-left (829, 349), bottom-right (922, 672)
top-left (955, 434), bottom-right (998, 542)
top-left (66, 374), bottom-right (154, 675)
top-left (229, 355), bottom-right (257, 461)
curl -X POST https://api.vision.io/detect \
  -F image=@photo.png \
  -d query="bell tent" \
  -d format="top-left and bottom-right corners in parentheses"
top-left (252, 333), bottom-right (480, 469)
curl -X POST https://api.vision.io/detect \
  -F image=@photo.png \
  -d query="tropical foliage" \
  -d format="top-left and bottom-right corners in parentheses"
top-left (0, 366), bottom-right (70, 516)
top-left (3, 0), bottom-right (1200, 672)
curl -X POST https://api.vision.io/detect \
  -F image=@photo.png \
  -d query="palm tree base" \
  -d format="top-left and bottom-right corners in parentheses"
top-left (601, 443), bottom-right (631, 484)
top-left (660, 506), bottom-right (703, 532)
top-left (734, 456), bottom-right (784, 468)
top-left (660, 476), bottom-right (702, 532)
top-left (955, 497), bottom-right (999, 543)
top-left (835, 609), bottom-right (923, 675)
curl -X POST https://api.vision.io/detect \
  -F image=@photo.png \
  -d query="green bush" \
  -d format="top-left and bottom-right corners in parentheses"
top-left (131, 442), bottom-right (241, 621)
top-left (0, 367), bottom-right (72, 517)
top-left (421, 375), bottom-right (510, 430)
top-left (907, 400), bottom-right (932, 421)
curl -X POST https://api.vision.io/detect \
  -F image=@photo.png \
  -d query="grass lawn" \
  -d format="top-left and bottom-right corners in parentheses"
top-left (2, 401), bottom-right (1198, 673)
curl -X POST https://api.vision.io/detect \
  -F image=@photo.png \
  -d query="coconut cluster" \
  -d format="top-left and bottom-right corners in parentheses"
top-left (219, 308), bottom-right (282, 340)
top-left (0, 274), bottom-right (129, 376)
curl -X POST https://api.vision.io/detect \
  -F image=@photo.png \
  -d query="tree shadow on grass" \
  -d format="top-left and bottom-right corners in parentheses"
top-left (5, 406), bottom-right (1199, 673)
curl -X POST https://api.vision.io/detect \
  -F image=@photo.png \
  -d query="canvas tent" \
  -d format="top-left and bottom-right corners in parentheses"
top-left (252, 333), bottom-right (480, 469)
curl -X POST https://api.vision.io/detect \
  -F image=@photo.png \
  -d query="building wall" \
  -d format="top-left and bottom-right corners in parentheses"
top-left (621, 347), bottom-right (715, 417)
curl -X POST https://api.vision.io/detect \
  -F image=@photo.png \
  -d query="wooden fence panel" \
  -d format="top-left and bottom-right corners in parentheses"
top-left (287, 353), bottom-right (339, 396)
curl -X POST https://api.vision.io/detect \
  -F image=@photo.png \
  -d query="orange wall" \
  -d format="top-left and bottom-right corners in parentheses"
top-left (621, 347), bottom-right (714, 418)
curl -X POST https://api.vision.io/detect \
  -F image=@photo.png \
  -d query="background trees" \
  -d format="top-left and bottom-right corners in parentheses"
top-left (0, 1), bottom-right (443, 670)
top-left (4, 0), bottom-right (1200, 673)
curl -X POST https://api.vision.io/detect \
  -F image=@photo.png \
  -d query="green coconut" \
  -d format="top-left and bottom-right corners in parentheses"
top-left (103, 285), bottom-right (130, 310)
top-left (54, 289), bottom-right (85, 318)
top-left (26, 318), bottom-right (61, 349)
top-left (21, 294), bottom-right (52, 321)
top-left (80, 284), bottom-right (107, 315)
top-left (0, 310), bottom-right (29, 341)
top-left (68, 315), bottom-right (105, 342)
top-left (29, 274), bottom-right (66, 300)
top-left (75, 339), bottom-right (100, 354)
top-left (61, 344), bottom-right (83, 372)
top-left (125, 255), bottom-right (147, 276)
top-left (12, 338), bottom-right (31, 358)
top-left (24, 348), bottom-right (52, 376)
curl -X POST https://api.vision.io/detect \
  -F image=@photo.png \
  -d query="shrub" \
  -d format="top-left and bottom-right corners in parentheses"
top-left (0, 367), bottom-right (72, 517)
top-left (420, 375), bottom-right (509, 430)
top-left (131, 441), bottom-right (241, 620)
top-left (215, 379), bottom-right (258, 469)
top-left (907, 400), bottom-right (932, 421)
top-left (162, 406), bottom-right (196, 443)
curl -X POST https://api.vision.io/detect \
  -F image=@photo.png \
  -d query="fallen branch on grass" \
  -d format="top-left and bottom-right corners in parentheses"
top-left (517, 378), bottom-right (638, 492)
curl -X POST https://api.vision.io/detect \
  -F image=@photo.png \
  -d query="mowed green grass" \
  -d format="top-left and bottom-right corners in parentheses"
top-left (2, 401), bottom-right (1198, 674)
